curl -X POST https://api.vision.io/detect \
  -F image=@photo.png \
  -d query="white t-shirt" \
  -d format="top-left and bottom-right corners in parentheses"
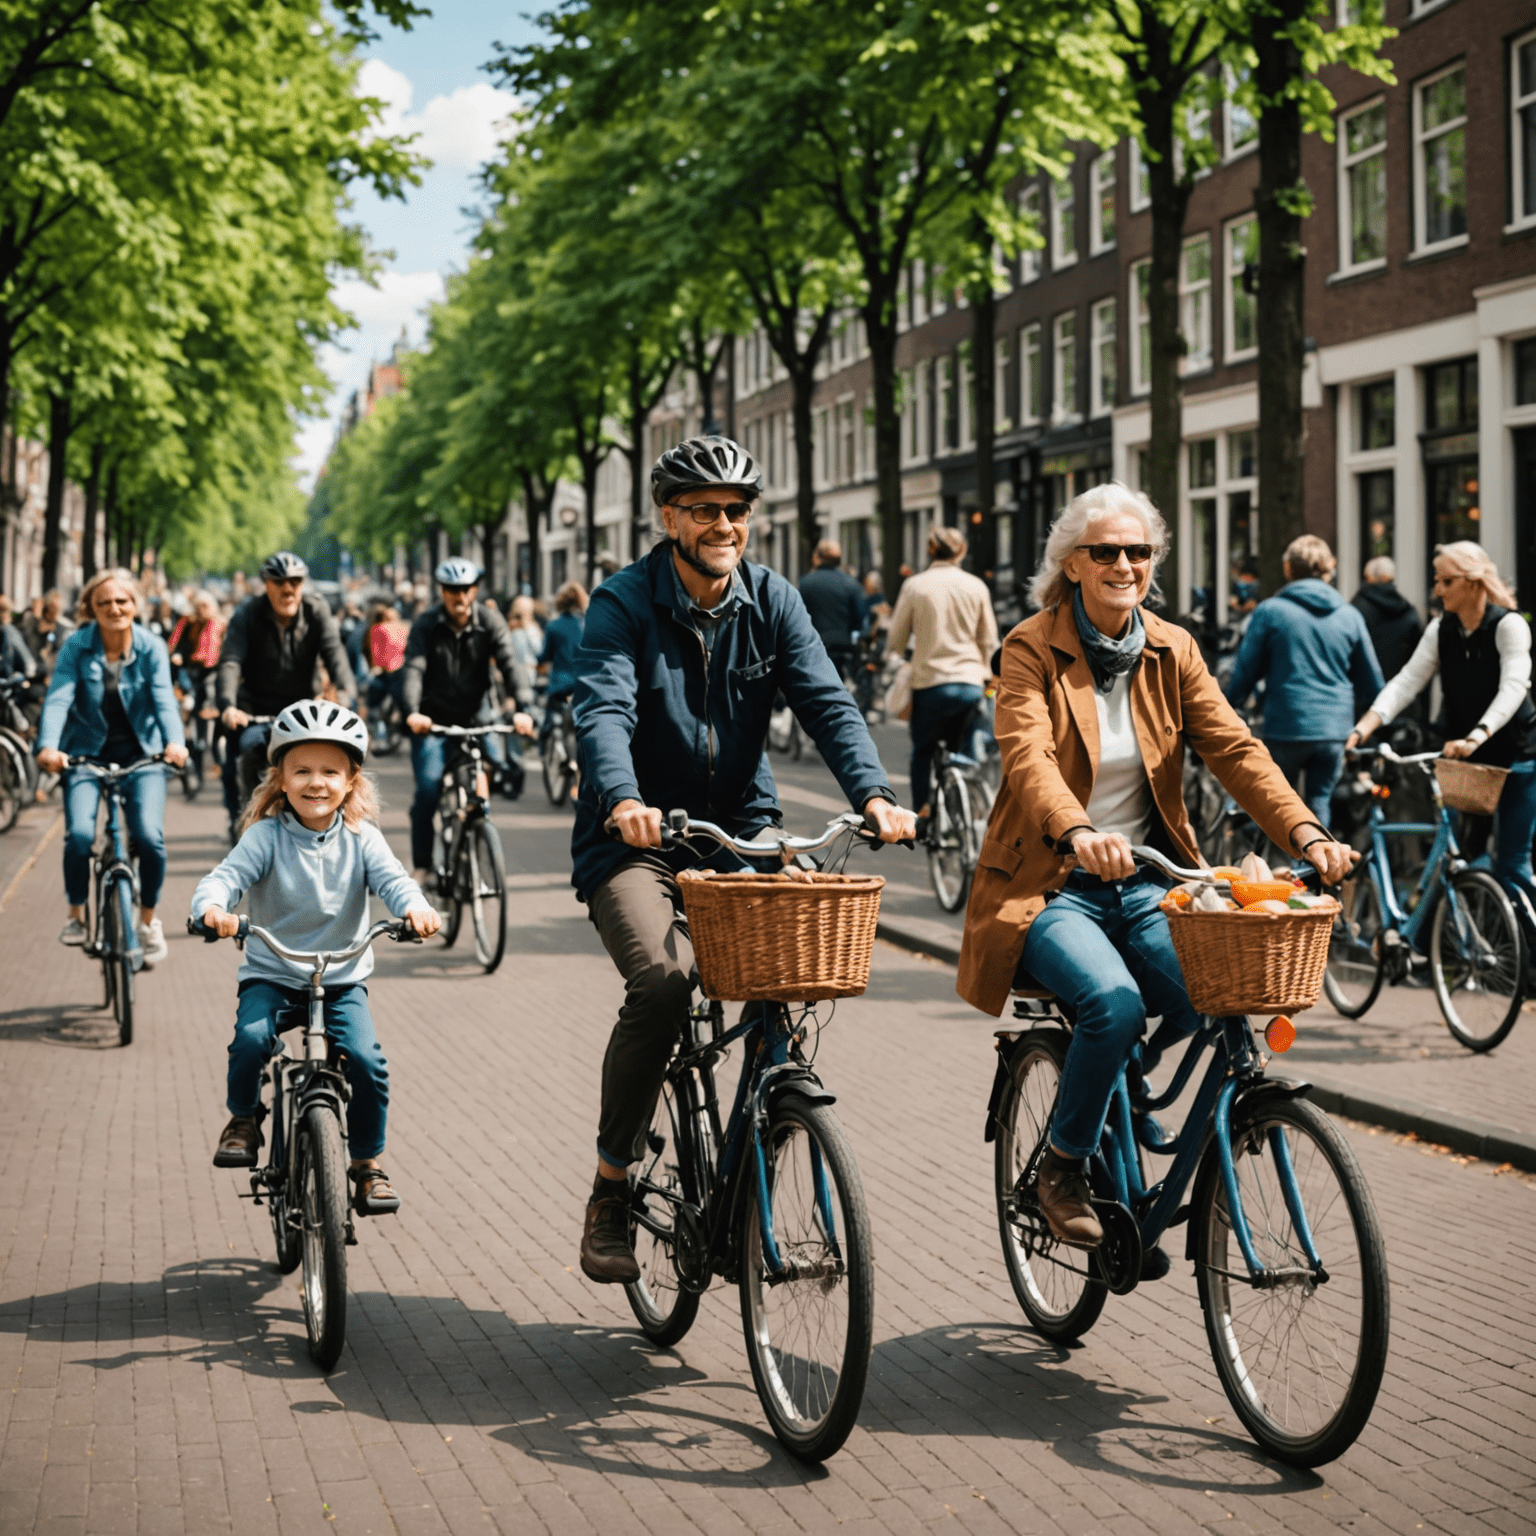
top-left (1086, 674), bottom-right (1153, 846)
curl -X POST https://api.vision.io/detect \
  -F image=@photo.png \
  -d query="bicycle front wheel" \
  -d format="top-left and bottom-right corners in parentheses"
top-left (1431, 870), bottom-right (1524, 1051)
top-left (1195, 1096), bottom-right (1389, 1467)
top-left (0, 736), bottom-right (23, 832)
top-left (1323, 874), bottom-right (1386, 1019)
top-left (927, 767), bottom-right (974, 913)
top-left (993, 1030), bottom-right (1107, 1342)
top-left (541, 734), bottom-right (566, 806)
top-left (467, 820), bottom-right (508, 972)
top-left (296, 1105), bottom-right (349, 1370)
top-left (625, 1074), bottom-right (703, 1347)
top-left (109, 876), bottom-right (135, 1047)
top-left (739, 1097), bottom-right (873, 1462)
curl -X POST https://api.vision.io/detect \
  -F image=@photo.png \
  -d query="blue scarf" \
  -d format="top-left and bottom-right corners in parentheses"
top-left (1072, 586), bottom-right (1146, 696)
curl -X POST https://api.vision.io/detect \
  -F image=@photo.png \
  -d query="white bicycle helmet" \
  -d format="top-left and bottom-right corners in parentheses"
top-left (267, 701), bottom-right (370, 764)
top-left (435, 557), bottom-right (481, 587)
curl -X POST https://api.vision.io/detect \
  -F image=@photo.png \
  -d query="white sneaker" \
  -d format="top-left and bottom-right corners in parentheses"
top-left (139, 918), bottom-right (168, 968)
top-left (59, 917), bottom-right (87, 946)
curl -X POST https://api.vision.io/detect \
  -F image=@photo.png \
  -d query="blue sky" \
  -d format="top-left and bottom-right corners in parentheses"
top-left (296, 3), bottom-right (542, 486)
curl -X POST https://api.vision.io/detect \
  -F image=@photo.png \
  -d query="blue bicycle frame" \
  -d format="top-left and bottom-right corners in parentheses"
top-left (1355, 792), bottom-right (1458, 951)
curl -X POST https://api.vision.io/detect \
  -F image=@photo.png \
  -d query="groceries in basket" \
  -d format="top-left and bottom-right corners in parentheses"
top-left (1159, 850), bottom-right (1340, 917)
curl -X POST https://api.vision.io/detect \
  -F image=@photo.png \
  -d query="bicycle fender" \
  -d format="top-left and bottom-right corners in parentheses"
top-left (765, 1069), bottom-right (836, 1112)
top-left (983, 1032), bottom-right (1021, 1144)
top-left (1233, 1076), bottom-right (1313, 1116)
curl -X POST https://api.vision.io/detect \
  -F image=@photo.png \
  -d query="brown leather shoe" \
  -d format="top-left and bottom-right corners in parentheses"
top-left (580, 1182), bottom-right (640, 1284)
top-left (213, 1114), bottom-right (263, 1169)
top-left (1035, 1148), bottom-right (1103, 1247)
top-left (350, 1167), bottom-right (400, 1217)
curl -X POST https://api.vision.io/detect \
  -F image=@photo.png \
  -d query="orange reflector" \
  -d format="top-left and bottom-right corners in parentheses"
top-left (1265, 1016), bottom-right (1296, 1053)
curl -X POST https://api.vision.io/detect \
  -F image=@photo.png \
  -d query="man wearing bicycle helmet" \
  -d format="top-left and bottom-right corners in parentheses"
top-left (401, 558), bottom-right (533, 887)
top-left (217, 552), bottom-right (355, 843)
top-left (572, 434), bottom-right (915, 1285)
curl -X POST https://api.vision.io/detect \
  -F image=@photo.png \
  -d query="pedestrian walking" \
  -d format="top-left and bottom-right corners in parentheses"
top-left (885, 525), bottom-right (999, 816)
top-left (798, 540), bottom-right (865, 680)
top-left (1224, 535), bottom-right (1383, 834)
top-left (1351, 556), bottom-right (1424, 688)
top-left (0, 594), bottom-right (35, 684)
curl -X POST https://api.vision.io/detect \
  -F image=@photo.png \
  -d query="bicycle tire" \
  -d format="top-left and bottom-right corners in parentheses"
top-left (625, 1074), bottom-right (704, 1346)
top-left (441, 824), bottom-right (464, 948)
top-left (467, 820), bottom-right (508, 972)
top-left (98, 884), bottom-right (116, 1014)
top-left (1430, 869), bottom-right (1524, 1052)
top-left (927, 767), bottom-right (973, 914)
top-left (0, 735), bottom-right (23, 832)
top-left (296, 1105), bottom-right (349, 1370)
top-left (109, 876), bottom-right (135, 1048)
top-left (738, 1096), bottom-right (873, 1463)
top-left (542, 733), bottom-right (566, 806)
top-left (993, 1030), bottom-right (1107, 1343)
top-left (1194, 1095), bottom-right (1389, 1467)
top-left (1323, 875), bottom-right (1387, 1019)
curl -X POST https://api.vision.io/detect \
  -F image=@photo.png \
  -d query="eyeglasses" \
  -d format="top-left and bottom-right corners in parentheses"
top-left (1077, 543), bottom-right (1154, 566)
top-left (441, 584), bottom-right (475, 595)
top-left (670, 500), bottom-right (755, 526)
top-left (268, 577), bottom-right (303, 590)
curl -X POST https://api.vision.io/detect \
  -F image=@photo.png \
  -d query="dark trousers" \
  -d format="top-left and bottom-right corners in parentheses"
top-left (221, 723), bottom-right (272, 826)
top-left (909, 682), bottom-right (984, 811)
top-left (1265, 738), bottom-right (1345, 834)
top-left (587, 859), bottom-right (696, 1167)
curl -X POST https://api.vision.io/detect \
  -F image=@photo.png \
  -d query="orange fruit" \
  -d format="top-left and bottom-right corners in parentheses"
top-left (1231, 879), bottom-right (1300, 907)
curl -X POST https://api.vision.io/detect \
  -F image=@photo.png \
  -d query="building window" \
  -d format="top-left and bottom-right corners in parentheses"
top-left (938, 356), bottom-right (956, 452)
top-left (1020, 186), bottom-right (1042, 283)
top-left (1359, 471), bottom-right (1395, 563)
top-left (1427, 357), bottom-right (1477, 432)
top-left (1414, 64), bottom-right (1467, 253)
top-left (1360, 379), bottom-right (1395, 449)
top-left (1180, 234), bottom-right (1212, 373)
top-left (959, 347), bottom-right (975, 448)
top-left (994, 334), bottom-right (1012, 432)
top-left (1020, 323), bottom-right (1042, 425)
top-left (1516, 337), bottom-right (1536, 407)
top-left (1339, 99), bottom-right (1387, 271)
top-left (1225, 66), bottom-right (1257, 158)
top-left (1129, 139), bottom-right (1151, 212)
top-left (1229, 429), bottom-right (1257, 481)
top-left (1225, 216), bottom-right (1259, 362)
top-left (1052, 175), bottom-right (1077, 268)
top-left (1090, 153), bottom-right (1116, 253)
top-left (1424, 356), bottom-right (1479, 563)
top-left (838, 399), bottom-right (857, 484)
top-left (912, 259), bottom-right (930, 325)
top-left (1129, 260), bottom-right (1151, 396)
top-left (1513, 29), bottom-right (1536, 230)
top-left (1091, 299), bottom-right (1116, 417)
top-left (1053, 311), bottom-right (1078, 423)
top-left (1189, 438), bottom-right (1217, 491)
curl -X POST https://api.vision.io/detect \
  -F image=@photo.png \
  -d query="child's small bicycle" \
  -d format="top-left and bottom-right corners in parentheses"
top-left (190, 914), bottom-right (422, 1370)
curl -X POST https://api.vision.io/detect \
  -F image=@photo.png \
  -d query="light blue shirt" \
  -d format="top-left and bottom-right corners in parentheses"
top-left (191, 810), bottom-right (425, 987)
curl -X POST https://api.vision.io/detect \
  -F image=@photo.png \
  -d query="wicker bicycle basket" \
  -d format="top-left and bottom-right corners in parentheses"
top-left (1164, 904), bottom-right (1335, 1016)
top-left (1434, 758), bottom-right (1509, 815)
top-left (675, 869), bottom-right (884, 1002)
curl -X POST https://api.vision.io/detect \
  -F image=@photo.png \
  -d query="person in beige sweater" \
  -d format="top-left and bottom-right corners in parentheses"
top-left (886, 526), bottom-right (1000, 813)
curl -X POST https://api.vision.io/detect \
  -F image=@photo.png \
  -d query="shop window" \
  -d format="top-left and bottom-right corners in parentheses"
top-left (1360, 380), bottom-right (1395, 449)
top-left (1426, 357), bottom-right (1477, 432)
top-left (1189, 437), bottom-right (1217, 491)
top-left (1228, 429), bottom-right (1257, 480)
top-left (1515, 337), bottom-right (1536, 407)
top-left (1359, 471), bottom-right (1395, 562)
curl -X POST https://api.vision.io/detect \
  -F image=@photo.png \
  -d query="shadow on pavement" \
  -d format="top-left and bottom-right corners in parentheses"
top-left (0, 1000), bottom-right (122, 1048)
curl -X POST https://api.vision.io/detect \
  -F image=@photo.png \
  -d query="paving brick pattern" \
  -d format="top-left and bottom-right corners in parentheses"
top-left (1, 756), bottom-right (1532, 1535)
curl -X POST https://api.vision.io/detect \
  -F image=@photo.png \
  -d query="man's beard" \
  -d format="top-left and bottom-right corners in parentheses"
top-left (671, 534), bottom-right (738, 581)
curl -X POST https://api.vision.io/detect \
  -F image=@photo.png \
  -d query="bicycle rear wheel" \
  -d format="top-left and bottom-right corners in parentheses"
top-left (1195, 1096), bottom-right (1389, 1467)
top-left (1430, 870), bottom-right (1524, 1052)
top-left (467, 820), bottom-right (508, 972)
top-left (739, 1097), bottom-right (873, 1462)
top-left (269, 1092), bottom-right (300, 1275)
top-left (107, 875), bottom-right (135, 1047)
top-left (625, 1074), bottom-right (703, 1347)
top-left (296, 1105), bottom-right (348, 1370)
top-left (1323, 874), bottom-right (1386, 1019)
top-left (541, 733), bottom-right (567, 806)
top-left (993, 1030), bottom-right (1107, 1342)
top-left (927, 767), bottom-right (974, 913)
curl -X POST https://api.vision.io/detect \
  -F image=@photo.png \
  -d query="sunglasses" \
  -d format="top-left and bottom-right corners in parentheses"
top-left (269, 577), bottom-right (304, 590)
top-left (1077, 543), bottom-right (1154, 566)
top-left (442, 584), bottom-right (476, 595)
top-left (670, 500), bottom-right (755, 526)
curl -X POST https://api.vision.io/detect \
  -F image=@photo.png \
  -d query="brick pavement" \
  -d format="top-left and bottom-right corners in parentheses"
top-left (1, 755), bottom-right (1533, 1535)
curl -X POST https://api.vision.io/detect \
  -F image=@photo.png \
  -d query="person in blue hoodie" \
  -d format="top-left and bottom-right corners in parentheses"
top-left (1223, 535), bottom-right (1383, 833)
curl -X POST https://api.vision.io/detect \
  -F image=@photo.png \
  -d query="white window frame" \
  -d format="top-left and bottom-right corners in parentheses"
top-left (1179, 233), bottom-right (1213, 374)
top-left (1090, 298), bottom-right (1116, 418)
top-left (1413, 61), bottom-right (1468, 256)
top-left (1224, 66), bottom-right (1257, 160)
top-left (937, 355), bottom-right (955, 455)
top-left (1224, 215), bottom-right (1259, 364)
top-left (912, 259), bottom-right (930, 325)
top-left (1090, 152), bottom-right (1116, 254)
top-left (1411, 0), bottom-right (1452, 14)
top-left (994, 334), bottom-right (1012, 432)
top-left (1019, 185), bottom-right (1043, 283)
top-left (1052, 310), bottom-right (1079, 425)
top-left (1051, 175), bottom-right (1077, 269)
top-left (1019, 323), bottom-right (1042, 426)
top-left (1337, 96), bottom-right (1388, 274)
top-left (958, 349), bottom-right (975, 449)
top-left (1128, 139), bottom-right (1151, 213)
top-left (1129, 260), bottom-right (1151, 398)
top-left (1512, 26), bottom-right (1536, 233)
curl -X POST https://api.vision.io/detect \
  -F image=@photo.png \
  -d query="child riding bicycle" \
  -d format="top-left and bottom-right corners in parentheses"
top-left (191, 700), bottom-right (439, 1216)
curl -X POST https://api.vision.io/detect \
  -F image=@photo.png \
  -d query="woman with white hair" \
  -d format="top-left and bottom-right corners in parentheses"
top-left (1350, 541), bottom-right (1536, 943)
top-left (956, 482), bottom-right (1353, 1254)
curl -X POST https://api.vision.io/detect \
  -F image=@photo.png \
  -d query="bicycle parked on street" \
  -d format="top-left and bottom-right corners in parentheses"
top-left (990, 846), bottom-right (1389, 1468)
top-left (1324, 742), bottom-right (1525, 1051)
top-left (190, 914), bottom-right (422, 1370)
top-left (923, 702), bottom-right (1000, 913)
top-left (620, 810), bottom-right (897, 1462)
top-left (0, 676), bottom-right (36, 833)
top-left (427, 723), bottom-right (511, 972)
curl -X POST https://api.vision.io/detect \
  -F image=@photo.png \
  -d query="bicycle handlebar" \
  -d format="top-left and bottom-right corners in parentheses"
top-left (1129, 845), bottom-right (1317, 889)
top-left (644, 809), bottom-right (915, 856)
top-left (58, 752), bottom-right (172, 779)
top-left (186, 914), bottom-right (421, 967)
top-left (425, 723), bottom-right (523, 737)
top-left (1346, 742), bottom-right (1441, 766)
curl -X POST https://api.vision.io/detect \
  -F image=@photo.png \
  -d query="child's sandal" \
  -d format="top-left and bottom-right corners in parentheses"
top-left (350, 1167), bottom-right (400, 1217)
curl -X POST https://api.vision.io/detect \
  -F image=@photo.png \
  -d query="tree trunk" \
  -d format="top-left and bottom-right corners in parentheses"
top-left (81, 439), bottom-right (103, 581)
top-left (518, 467), bottom-right (549, 597)
top-left (580, 452), bottom-right (600, 589)
top-left (41, 389), bottom-right (71, 592)
top-left (789, 359), bottom-right (817, 579)
top-left (105, 463), bottom-right (122, 568)
top-left (864, 290), bottom-right (905, 604)
top-left (971, 273), bottom-right (998, 585)
top-left (481, 515), bottom-right (498, 595)
top-left (1254, 8), bottom-right (1307, 598)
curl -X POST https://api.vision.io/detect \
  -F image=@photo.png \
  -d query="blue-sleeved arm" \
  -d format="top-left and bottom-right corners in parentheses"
top-left (1349, 610), bottom-right (1386, 716)
top-left (359, 824), bottom-right (429, 916)
top-left (774, 581), bottom-right (892, 809)
top-left (36, 633), bottom-right (82, 753)
top-left (1223, 610), bottom-right (1269, 711)
top-left (191, 822), bottom-right (276, 920)
top-left (572, 589), bottom-right (645, 814)
top-left (147, 634), bottom-right (186, 749)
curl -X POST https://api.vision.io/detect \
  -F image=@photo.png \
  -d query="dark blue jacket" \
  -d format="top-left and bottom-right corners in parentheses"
top-left (799, 565), bottom-right (866, 654)
top-left (570, 543), bottom-right (893, 900)
top-left (539, 611), bottom-right (585, 698)
top-left (1224, 579), bottom-right (1383, 743)
top-left (38, 622), bottom-right (185, 759)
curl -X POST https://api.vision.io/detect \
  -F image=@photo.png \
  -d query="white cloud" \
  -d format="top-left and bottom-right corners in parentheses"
top-left (357, 58), bottom-right (514, 171)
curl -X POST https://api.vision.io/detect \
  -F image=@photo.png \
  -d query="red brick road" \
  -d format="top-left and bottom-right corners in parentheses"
top-left (1, 756), bottom-right (1532, 1534)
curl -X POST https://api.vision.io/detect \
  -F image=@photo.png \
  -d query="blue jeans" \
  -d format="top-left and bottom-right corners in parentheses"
top-left (1491, 760), bottom-right (1536, 943)
top-left (221, 722), bottom-right (272, 825)
top-left (228, 981), bottom-right (389, 1160)
top-left (63, 759), bottom-right (168, 909)
top-left (909, 682), bottom-right (984, 811)
top-left (1019, 871), bottom-right (1202, 1160)
top-left (1265, 738), bottom-right (1345, 834)
top-left (409, 731), bottom-right (448, 870)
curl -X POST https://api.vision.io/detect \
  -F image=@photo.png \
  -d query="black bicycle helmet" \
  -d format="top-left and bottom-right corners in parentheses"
top-left (650, 435), bottom-right (763, 506)
top-left (260, 550), bottom-right (309, 581)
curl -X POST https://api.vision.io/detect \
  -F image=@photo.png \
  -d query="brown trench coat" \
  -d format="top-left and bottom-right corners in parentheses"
top-left (956, 601), bottom-right (1318, 1017)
